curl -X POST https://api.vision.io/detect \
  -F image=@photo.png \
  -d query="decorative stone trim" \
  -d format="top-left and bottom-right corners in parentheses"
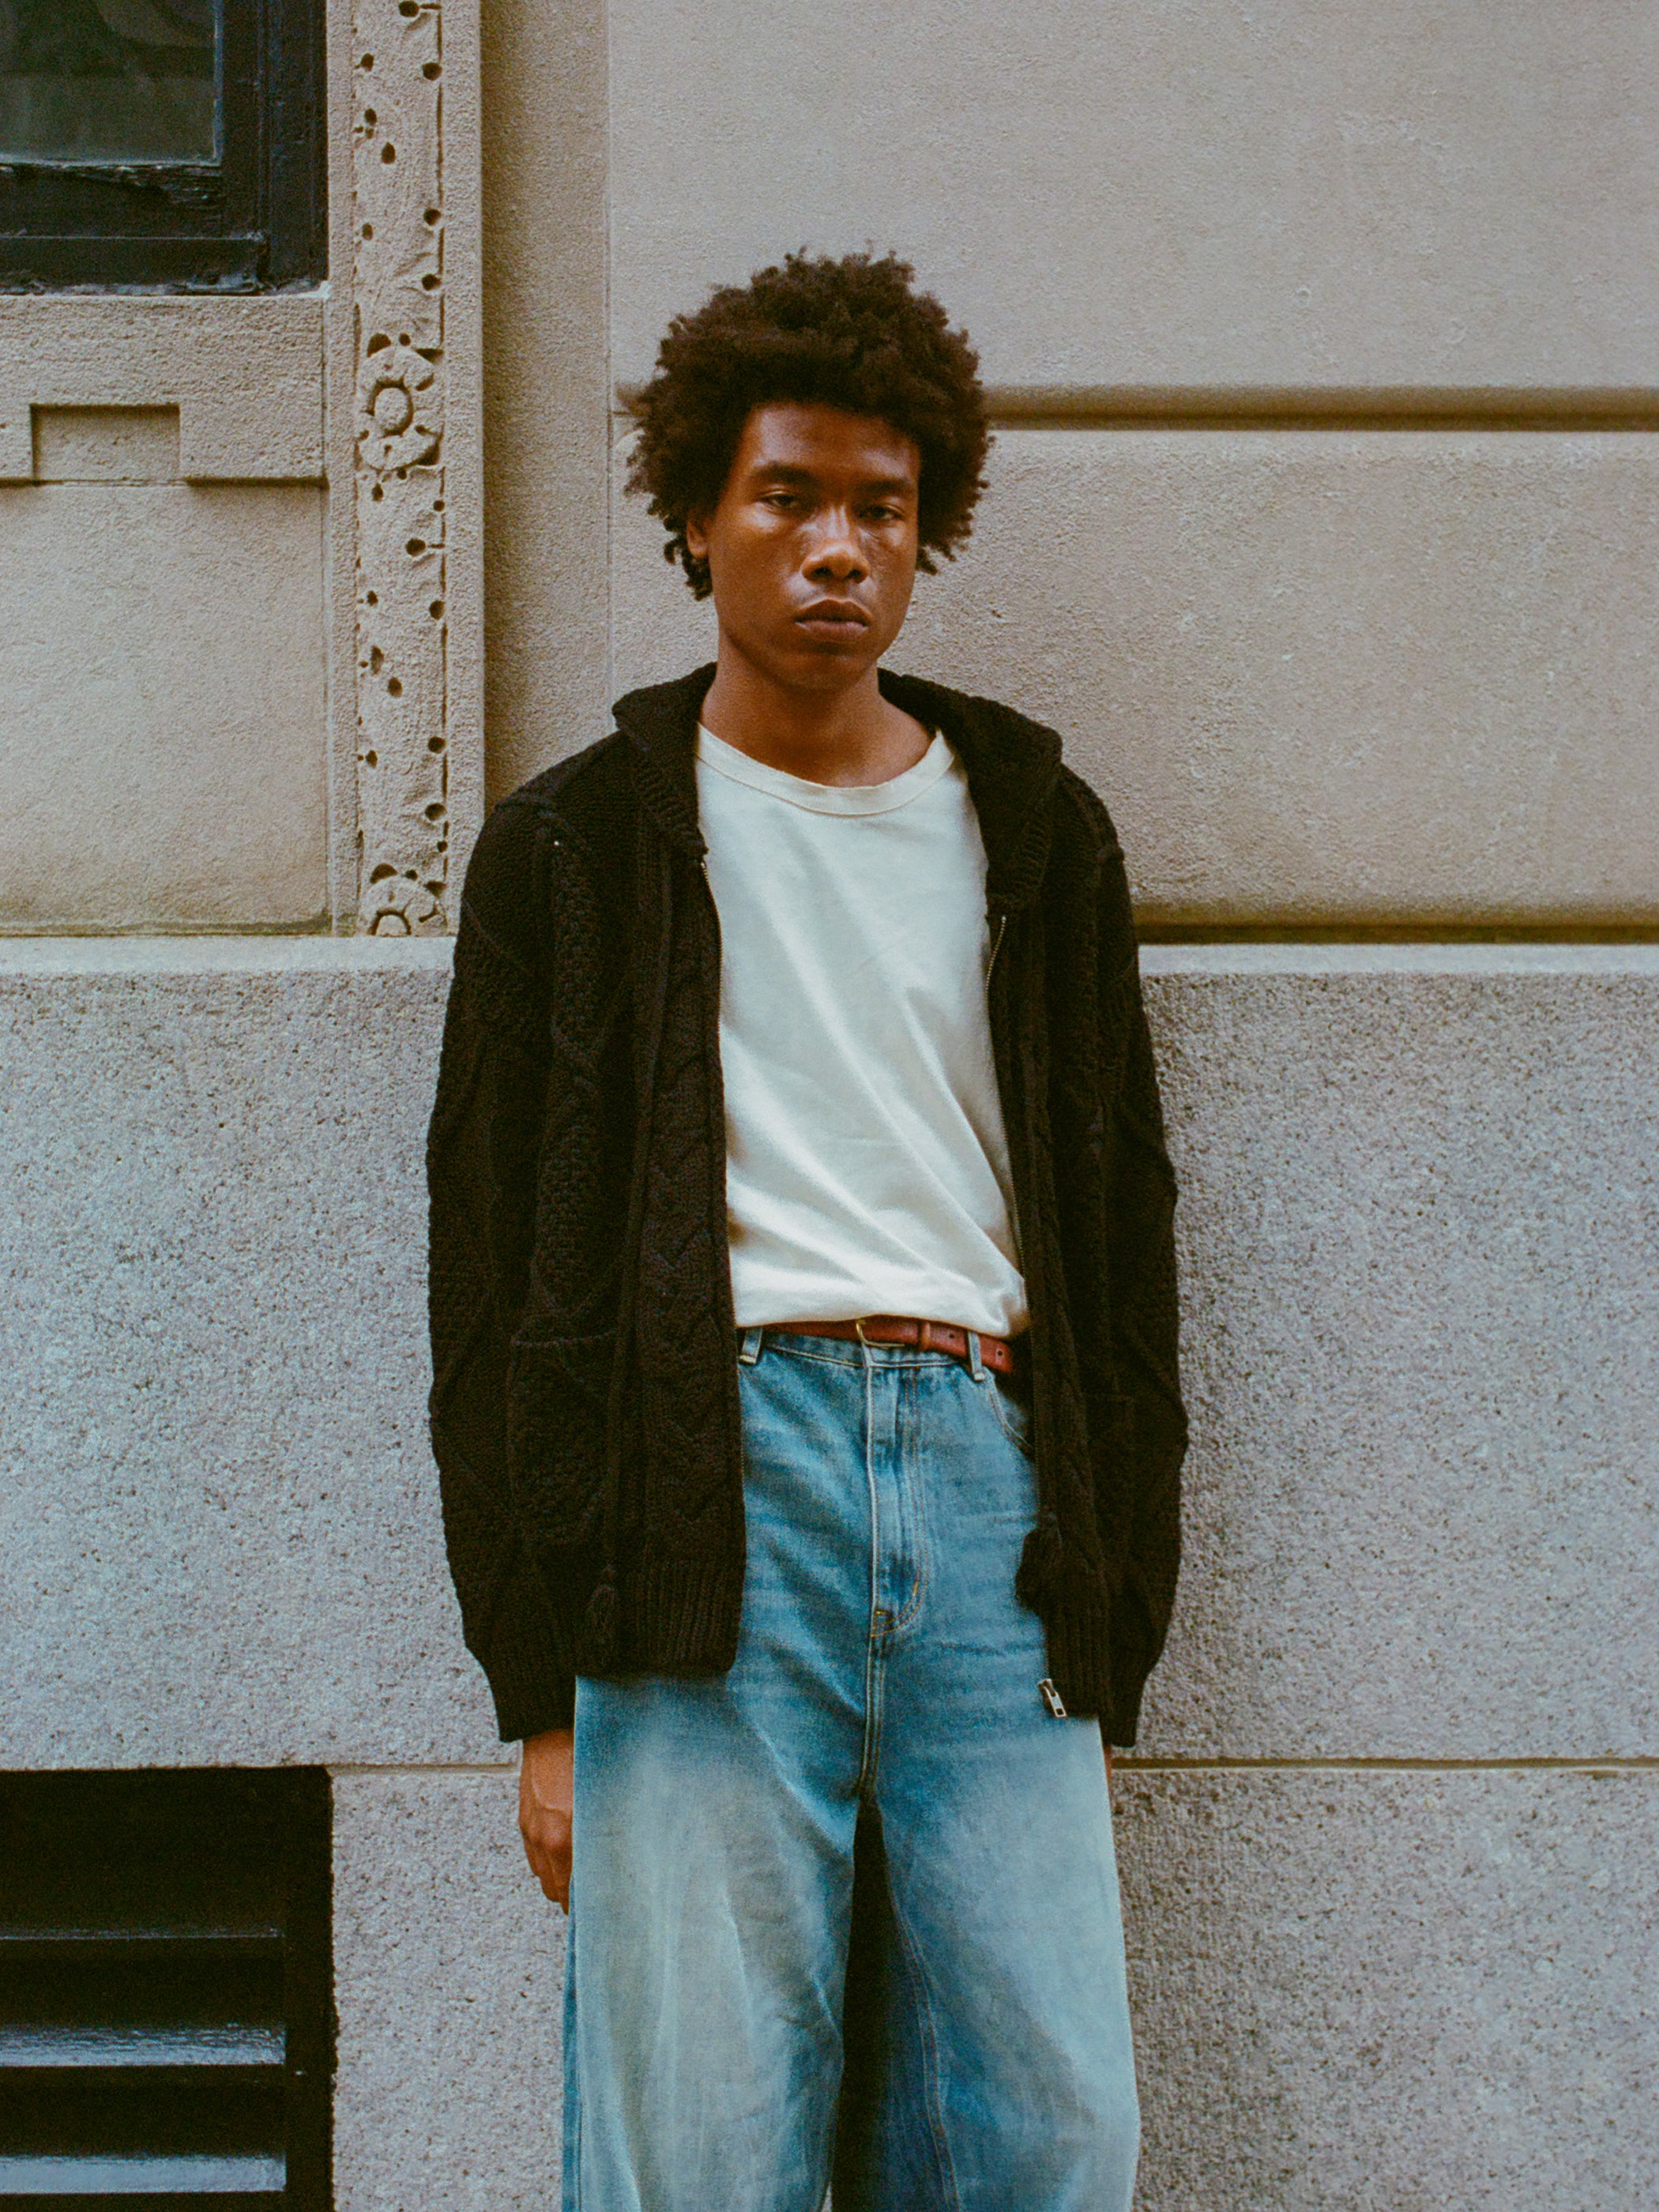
top-left (351, 0), bottom-right (453, 935)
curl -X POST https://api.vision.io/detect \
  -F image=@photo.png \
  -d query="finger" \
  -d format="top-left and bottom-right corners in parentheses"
top-left (533, 1834), bottom-right (571, 1910)
top-left (521, 1819), bottom-right (573, 1907)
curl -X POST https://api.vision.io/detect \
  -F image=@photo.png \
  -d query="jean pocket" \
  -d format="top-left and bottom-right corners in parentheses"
top-left (985, 1374), bottom-right (1035, 1457)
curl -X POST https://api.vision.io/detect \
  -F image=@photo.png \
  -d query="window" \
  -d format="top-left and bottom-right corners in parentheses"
top-left (0, 1769), bottom-right (333, 2205)
top-left (0, 0), bottom-right (325, 288)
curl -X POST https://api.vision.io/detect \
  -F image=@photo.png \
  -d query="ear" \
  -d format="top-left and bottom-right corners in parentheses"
top-left (684, 512), bottom-right (710, 559)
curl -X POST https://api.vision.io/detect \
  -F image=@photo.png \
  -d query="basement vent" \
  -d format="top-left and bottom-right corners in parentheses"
top-left (0, 1770), bottom-right (332, 2208)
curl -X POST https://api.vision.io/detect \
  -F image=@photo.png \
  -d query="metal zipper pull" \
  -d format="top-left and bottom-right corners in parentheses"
top-left (1039, 1677), bottom-right (1069, 1719)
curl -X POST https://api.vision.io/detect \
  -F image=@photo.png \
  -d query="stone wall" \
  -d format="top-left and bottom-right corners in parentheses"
top-left (4, 942), bottom-right (1653, 2204)
top-left (2, 0), bottom-right (1654, 2203)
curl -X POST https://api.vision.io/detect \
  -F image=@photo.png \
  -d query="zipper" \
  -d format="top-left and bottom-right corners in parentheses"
top-left (987, 908), bottom-right (1009, 982)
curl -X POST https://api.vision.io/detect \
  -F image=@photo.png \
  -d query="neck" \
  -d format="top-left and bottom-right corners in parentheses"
top-left (698, 651), bottom-right (928, 788)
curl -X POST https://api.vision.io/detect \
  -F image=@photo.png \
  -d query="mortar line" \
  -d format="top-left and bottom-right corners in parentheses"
top-left (325, 1755), bottom-right (1659, 1779)
top-left (1113, 1755), bottom-right (1659, 1774)
top-left (327, 1760), bottom-right (517, 1777)
top-left (611, 387), bottom-right (1659, 434)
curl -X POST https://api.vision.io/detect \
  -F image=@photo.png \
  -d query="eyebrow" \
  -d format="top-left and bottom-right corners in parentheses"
top-left (747, 462), bottom-right (916, 496)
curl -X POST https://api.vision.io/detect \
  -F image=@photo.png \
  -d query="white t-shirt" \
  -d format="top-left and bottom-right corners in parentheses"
top-left (695, 722), bottom-right (1027, 1337)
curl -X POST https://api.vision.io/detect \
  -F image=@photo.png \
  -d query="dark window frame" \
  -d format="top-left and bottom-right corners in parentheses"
top-left (0, 0), bottom-right (325, 290)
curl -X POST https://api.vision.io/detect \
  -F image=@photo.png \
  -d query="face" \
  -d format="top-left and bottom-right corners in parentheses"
top-left (685, 401), bottom-right (922, 694)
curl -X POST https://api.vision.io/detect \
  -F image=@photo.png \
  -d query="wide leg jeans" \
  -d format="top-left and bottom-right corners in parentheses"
top-left (563, 1330), bottom-right (1140, 2212)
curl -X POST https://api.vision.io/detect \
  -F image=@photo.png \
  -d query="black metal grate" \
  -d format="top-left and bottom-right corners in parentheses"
top-left (0, 1770), bottom-right (332, 2208)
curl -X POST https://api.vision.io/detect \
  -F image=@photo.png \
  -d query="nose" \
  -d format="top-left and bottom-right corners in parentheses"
top-left (803, 505), bottom-right (868, 582)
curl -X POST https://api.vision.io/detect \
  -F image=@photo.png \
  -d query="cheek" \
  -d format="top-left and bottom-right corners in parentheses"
top-left (878, 542), bottom-right (920, 604)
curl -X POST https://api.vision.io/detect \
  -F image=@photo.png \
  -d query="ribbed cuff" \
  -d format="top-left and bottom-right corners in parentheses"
top-left (1041, 1585), bottom-right (1115, 1725)
top-left (623, 1556), bottom-right (748, 1674)
top-left (491, 1674), bottom-right (577, 1743)
top-left (479, 1544), bottom-right (581, 1743)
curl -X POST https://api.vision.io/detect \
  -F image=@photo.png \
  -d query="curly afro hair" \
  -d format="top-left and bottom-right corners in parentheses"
top-left (626, 250), bottom-right (991, 600)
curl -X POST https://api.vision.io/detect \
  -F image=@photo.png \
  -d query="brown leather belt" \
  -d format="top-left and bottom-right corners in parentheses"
top-left (767, 1315), bottom-right (1027, 1381)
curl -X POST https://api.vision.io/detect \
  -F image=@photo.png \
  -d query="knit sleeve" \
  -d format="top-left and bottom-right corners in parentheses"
top-left (427, 798), bottom-right (580, 1741)
top-left (1097, 852), bottom-right (1188, 1747)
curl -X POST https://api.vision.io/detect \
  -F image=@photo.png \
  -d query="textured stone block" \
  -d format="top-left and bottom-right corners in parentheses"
top-left (0, 484), bottom-right (328, 930)
top-left (1137, 947), bottom-right (1659, 1760)
top-left (608, 0), bottom-right (1659, 390)
top-left (4, 946), bottom-right (1652, 1772)
top-left (336, 1767), bottom-right (1659, 2210)
top-left (32, 406), bottom-right (180, 484)
top-left (0, 295), bottom-right (324, 483)
top-left (333, 1770), bottom-right (564, 2211)
top-left (0, 941), bottom-right (502, 1766)
top-left (613, 428), bottom-right (1659, 928)
top-left (1115, 1766), bottom-right (1658, 2210)
top-left (480, 0), bottom-right (611, 803)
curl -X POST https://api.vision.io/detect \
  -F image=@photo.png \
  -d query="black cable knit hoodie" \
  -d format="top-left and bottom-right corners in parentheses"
top-left (427, 665), bottom-right (1187, 1744)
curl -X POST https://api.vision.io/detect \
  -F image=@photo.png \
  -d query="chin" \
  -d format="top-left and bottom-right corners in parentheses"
top-left (786, 631), bottom-right (883, 675)
top-left (789, 653), bottom-right (878, 691)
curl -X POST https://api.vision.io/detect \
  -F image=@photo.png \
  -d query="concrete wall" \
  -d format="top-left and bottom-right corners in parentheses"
top-left (5, 942), bottom-right (1655, 2206)
top-left (0, 301), bottom-right (334, 933)
top-left (4, 0), bottom-right (1656, 2206)
top-left (607, 0), bottom-right (1659, 393)
top-left (479, 0), bottom-right (611, 805)
top-left (611, 428), bottom-right (1659, 929)
top-left (2, 482), bottom-right (328, 931)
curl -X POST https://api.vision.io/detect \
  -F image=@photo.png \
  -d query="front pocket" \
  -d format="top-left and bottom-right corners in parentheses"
top-left (986, 1375), bottom-right (1035, 1457)
top-left (506, 1330), bottom-right (616, 1544)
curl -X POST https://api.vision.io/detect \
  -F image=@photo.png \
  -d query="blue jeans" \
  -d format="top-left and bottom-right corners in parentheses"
top-left (563, 1330), bottom-right (1139, 2212)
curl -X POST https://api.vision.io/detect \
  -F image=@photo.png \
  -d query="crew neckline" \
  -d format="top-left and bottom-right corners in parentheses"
top-left (696, 723), bottom-right (954, 817)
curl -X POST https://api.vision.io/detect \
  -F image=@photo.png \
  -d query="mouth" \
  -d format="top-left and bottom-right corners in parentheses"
top-left (793, 600), bottom-right (871, 639)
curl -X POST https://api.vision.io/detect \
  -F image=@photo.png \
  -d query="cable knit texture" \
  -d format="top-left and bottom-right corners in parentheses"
top-left (428, 665), bottom-right (1187, 1744)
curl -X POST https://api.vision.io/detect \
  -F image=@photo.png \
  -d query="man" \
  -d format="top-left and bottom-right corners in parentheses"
top-left (428, 250), bottom-right (1186, 2212)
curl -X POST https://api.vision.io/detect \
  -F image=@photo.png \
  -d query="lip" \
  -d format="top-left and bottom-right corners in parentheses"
top-left (794, 600), bottom-right (871, 631)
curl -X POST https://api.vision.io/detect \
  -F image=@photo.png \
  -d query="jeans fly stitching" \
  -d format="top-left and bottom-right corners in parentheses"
top-left (882, 1367), bottom-right (928, 1638)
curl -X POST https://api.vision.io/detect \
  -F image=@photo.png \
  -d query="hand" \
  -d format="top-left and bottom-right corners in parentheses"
top-left (518, 1727), bottom-right (574, 1909)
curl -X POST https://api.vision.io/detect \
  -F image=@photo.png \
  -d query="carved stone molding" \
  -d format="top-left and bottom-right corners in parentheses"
top-left (351, 0), bottom-right (452, 934)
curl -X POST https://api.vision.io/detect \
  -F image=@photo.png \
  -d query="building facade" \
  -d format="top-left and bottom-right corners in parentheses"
top-left (3, 1), bottom-right (1656, 2202)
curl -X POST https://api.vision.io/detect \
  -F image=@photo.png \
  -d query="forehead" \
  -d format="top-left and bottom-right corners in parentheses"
top-left (730, 401), bottom-right (920, 487)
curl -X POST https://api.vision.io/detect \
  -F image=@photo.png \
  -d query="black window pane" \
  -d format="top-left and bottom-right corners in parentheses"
top-left (0, 0), bottom-right (322, 288)
top-left (0, 0), bottom-right (220, 167)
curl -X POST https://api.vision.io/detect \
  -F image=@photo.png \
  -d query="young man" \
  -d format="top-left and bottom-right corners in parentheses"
top-left (428, 251), bottom-right (1186, 2211)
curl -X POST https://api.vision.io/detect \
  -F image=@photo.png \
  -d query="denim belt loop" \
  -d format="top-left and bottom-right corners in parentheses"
top-left (738, 1326), bottom-right (766, 1366)
top-left (966, 1329), bottom-right (987, 1383)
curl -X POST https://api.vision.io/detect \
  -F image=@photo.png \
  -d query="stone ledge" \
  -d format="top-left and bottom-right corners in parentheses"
top-left (1142, 942), bottom-right (1659, 976)
top-left (8, 937), bottom-right (1657, 979)
top-left (0, 936), bottom-right (456, 974)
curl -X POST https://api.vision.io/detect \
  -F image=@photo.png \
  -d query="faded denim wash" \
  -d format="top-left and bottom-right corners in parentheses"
top-left (562, 1330), bottom-right (1139, 2212)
